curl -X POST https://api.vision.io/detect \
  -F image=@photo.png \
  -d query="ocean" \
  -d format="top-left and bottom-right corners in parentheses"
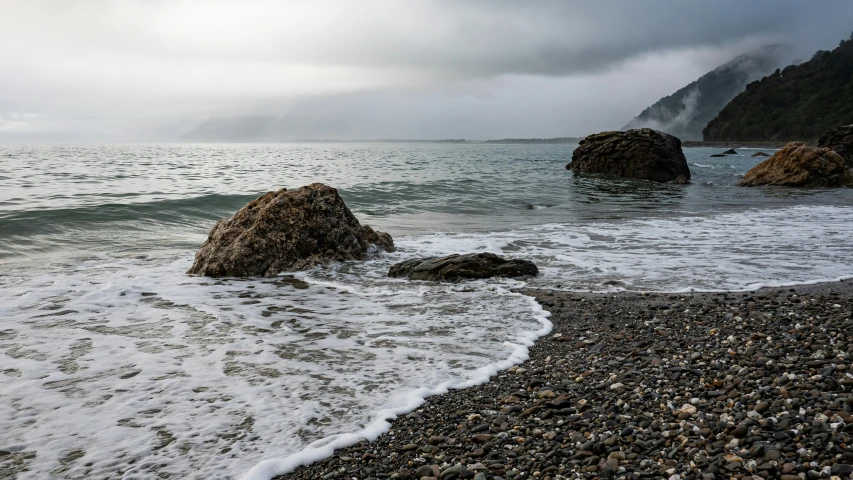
top-left (1, 143), bottom-right (852, 479)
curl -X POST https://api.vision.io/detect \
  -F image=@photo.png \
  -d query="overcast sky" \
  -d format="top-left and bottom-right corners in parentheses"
top-left (1, 0), bottom-right (851, 141)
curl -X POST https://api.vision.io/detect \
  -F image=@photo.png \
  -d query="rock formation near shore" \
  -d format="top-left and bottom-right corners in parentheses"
top-left (187, 183), bottom-right (394, 277)
top-left (738, 142), bottom-right (853, 188)
top-left (389, 253), bottom-right (538, 282)
top-left (566, 128), bottom-right (691, 184)
top-left (818, 124), bottom-right (853, 167)
top-left (751, 151), bottom-right (771, 157)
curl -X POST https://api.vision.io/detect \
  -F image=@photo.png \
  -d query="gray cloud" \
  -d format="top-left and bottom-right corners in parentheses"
top-left (0, 0), bottom-right (851, 141)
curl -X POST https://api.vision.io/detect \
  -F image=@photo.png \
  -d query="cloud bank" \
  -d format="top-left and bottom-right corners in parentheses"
top-left (0, 0), bottom-right (851, 141)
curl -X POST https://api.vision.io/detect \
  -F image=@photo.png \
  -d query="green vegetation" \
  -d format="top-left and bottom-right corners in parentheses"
top-left (703, 35), bottom-right (853, 142)
top-left (624, 46), bottom-right (784, 140)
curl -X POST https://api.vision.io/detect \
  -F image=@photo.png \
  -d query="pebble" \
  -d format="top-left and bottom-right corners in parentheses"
top-left (276, 283), bottom-right (853, 480)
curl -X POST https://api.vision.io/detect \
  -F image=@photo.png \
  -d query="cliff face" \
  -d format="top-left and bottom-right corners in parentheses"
top-left (703, 36), bottom-right (853, 142)
top-left (622, 45), bottom-right (787, 141)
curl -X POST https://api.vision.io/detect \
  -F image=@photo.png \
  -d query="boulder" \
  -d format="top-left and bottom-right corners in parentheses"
top-left (750, 151), bottom-right (771, 157)
top-left (187, 183), bottom-right (394, 277)
top-left (722, 149), bottom-right (738, 155)
top-left (388, 253), bottom-right (538, 282)
top-left (817, 124), bottom-right (853, 167)
top-left (738, 142), bottom-right (853, 188)
top-left (566, 128), bottom-right (690, 184)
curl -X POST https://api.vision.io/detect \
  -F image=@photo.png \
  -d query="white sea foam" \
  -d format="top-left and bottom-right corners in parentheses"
top-left (399, 205), bottom-right (853, 292)
top-left (0, 252), bottom-right (548, 479)
top-left (2, 205), bottom-right (853, 479)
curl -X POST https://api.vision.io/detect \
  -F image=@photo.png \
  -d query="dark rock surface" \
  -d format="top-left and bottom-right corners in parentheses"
top-left (710, 154), bottom-right (726, 157)
top-left (389, 253), bottom-right (538, 282)
top-left (722, 149), bottom-right (738, 155)
top-left (276, 281), bottom-right (853, 480)
top-left (566, 129), bottom-right (690, 184)
top-left (738, 142), bottom-right (852, 188)
top-left (818, 124), bottom-right (853, 167)
top-left (750, 151), bottom-right (771, 157)
top-left (187, 183), bottom-right (394, 277)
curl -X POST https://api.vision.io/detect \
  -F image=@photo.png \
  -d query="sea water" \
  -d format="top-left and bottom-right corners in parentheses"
top-left (1, 143), bottom-right (852, 479)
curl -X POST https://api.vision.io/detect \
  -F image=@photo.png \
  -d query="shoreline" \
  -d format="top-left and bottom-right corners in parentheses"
top-left (681, 141), bottom-right (789, 149)
top-left (273, 280), bottom-right (853, 480)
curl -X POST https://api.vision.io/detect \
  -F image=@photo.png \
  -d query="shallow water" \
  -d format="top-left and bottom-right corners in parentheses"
top-left (1, 143), bottom-right (852, 479)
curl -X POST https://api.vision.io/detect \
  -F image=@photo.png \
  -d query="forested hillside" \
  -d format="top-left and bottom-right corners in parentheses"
top-left (623, 46), bottom-right (785, 140)
top-left (703, 35), bottom-right (853, 141)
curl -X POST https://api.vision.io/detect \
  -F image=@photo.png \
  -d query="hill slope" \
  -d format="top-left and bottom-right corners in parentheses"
top-left (622, 46), bottom-right (786, 141)
top-left (703, 36), bottom-right (853, 142)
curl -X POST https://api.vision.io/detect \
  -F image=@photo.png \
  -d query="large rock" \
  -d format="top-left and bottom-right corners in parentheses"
top-left (187, 183), bottom-right (394, 277)
top-left (388, 253), bottom-right (538, 282)
top-left (738, 142), bottom-right (853, 188)
top-left (566, 128), bottom-right (690, 184)
top-left (817, 124), bottom-right (853, 167)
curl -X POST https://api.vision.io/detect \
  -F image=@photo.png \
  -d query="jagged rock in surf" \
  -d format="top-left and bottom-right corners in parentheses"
top-left (817, 124), bottom-right (853, 167)
top-left (566, 128), bottom-right (691, 184)
top-left (751, 151), bottom-right (771, 157)
top-left (722, 149), bottom-right (738, 155)
top-left (738, 142), bottom-right (853, 188)
top-left (187, 183), bottom-right (394, 277)
top-left (389, 253), bottom-right (538, 282)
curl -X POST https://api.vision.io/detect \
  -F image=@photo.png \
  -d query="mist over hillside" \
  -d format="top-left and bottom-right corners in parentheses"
top-left (704, 34), bottom-right (853, 142)
top-left (622, 45), bottom-right (790, 140)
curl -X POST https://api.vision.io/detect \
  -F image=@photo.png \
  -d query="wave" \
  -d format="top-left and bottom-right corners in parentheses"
top-left (0, 193), bottom-right (260, 235)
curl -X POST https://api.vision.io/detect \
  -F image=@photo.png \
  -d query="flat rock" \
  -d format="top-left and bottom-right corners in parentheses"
top-left (187, 183), bottom-right (394, 277)
top-left (566, 128), bottom-right (690, 184)
top-left (388, 253), bottom-right (538, 282)
top-left (751, 151), bottom-right (771, 157)
top-left (738, 142), bottom-right (853, 188)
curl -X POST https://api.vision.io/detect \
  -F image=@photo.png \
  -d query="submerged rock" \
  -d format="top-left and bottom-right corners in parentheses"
top-left (187, 183), bottom-right (394, 277)
top-left (710, 154), bottom-right (726, 157)
top-left (566, 128), bottom-right (690, 184)
top-left (388, 253), bottom-right (538, 282)
top-left (738, 142), bottom-right (853, 188)
top-left (817, 124), bottom-right (853, 167)
top-left (751, 151), bottom-right (771, 157)
top-left (722, 148), bottom-right (738, 155)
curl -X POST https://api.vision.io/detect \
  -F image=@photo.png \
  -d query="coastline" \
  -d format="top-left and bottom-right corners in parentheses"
top-left (681, 141), bottom-right (789, 149)
top-left (273, 280), bottom-right (853, 480)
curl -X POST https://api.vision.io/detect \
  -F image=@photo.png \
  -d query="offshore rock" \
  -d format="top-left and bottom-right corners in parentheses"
top-left (817, 124), bottom-right (853, 167)
top-left (566, 128), bottom-right (690, 184)
top-left (389, 253), bottom-right (538, 282)
top-left (751, 151), bottom-right (771, 157)
top-left (738, 142), bottom-right (853, 188)
top-left (722, 149), bottom-right (738, 155)
top-left (187, 183), bottom-right (394, 277)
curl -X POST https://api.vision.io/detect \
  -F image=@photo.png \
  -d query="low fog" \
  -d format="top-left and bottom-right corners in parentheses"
top-left (1, 0), bottom-right (851, 141)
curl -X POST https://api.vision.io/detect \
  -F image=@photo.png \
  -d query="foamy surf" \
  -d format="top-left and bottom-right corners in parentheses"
top-left (3, 205), bottom-right (853, 479)
top-left (0, 250), bottom-right (548, 480)
top-left (243, 292), bottom-right (551, 480)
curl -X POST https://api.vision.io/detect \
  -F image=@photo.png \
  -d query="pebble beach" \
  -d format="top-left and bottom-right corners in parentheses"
top-left (277, 281), bottom-right (853, 480)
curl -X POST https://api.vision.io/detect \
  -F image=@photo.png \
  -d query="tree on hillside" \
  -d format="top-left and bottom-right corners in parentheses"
top-left (703, 36), bottom-right (853, 142)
